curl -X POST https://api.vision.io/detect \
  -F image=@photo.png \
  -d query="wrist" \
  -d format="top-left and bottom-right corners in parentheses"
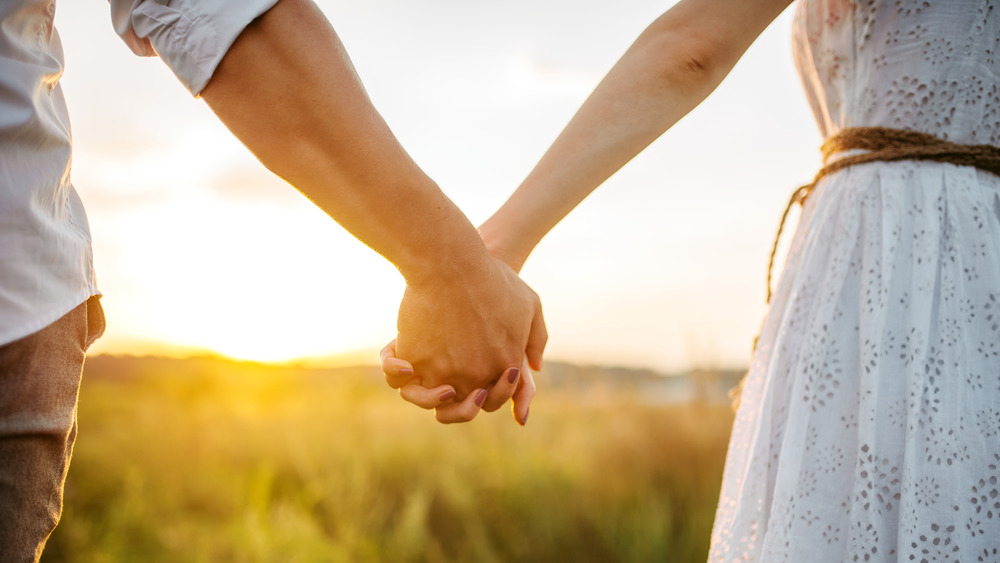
top-left (398, 213), bottom-right (495, 290)
top-left (478, 217), bottom-right (533, 274)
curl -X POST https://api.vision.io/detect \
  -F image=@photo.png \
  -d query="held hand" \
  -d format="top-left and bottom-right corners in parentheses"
top-left (394, 256), bottom-right (546, 400)
top-left (383, 340), bottom-right (534, 425)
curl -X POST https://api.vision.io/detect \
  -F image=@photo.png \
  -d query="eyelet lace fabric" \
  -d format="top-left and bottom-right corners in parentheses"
top-left (709, 1), bottom-right (1000, 561)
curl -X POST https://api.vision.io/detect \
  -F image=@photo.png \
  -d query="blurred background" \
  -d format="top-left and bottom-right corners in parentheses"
top-left (45, 357), bottom-right (738, 562)
top-left (43, 1), bottom-right (820, 560)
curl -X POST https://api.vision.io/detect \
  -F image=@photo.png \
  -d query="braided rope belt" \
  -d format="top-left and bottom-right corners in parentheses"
top-left (765, 126), bottom-right (1000, 304)
top-left (733, 126), bottom-right (1000, 410)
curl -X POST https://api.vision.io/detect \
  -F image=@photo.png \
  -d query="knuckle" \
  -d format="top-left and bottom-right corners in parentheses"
top-left (425, 357), bottom-right (452, 379)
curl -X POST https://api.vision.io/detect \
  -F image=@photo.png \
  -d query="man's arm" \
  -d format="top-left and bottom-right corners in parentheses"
top-left (200, 0), bottom-right (479, 288)
top-left (195, 0), bottom-right (546, 414)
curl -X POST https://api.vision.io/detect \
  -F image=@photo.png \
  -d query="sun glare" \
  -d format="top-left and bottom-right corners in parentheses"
top-left (87, 185), bottom-right (404, 366)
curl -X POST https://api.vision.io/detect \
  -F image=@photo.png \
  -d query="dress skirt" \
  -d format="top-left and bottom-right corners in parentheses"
top-left (708, 160), bottom-right (1000, 562)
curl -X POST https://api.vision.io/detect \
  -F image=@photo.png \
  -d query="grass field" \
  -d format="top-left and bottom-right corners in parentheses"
top-left (41, 356), bottom-right (734, 563)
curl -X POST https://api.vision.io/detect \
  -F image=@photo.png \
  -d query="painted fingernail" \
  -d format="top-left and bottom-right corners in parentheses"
top-left (439, 389), bottom-right (456, 402)
top-left (507, 367), bottom-right (520, 384)
top-left (399, 368), bottom-right (413, 377)
top-left (474, 389), bottom-right (488, 407)
top-left (521, 407), bottom-right (530, 426)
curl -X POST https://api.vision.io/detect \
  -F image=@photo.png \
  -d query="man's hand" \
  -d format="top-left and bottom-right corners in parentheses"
top-left (394, 255), bottom-right (546, 402)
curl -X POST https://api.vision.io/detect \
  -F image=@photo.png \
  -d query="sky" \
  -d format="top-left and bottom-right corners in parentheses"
top-left (55, 1), bottom-right (822, 373)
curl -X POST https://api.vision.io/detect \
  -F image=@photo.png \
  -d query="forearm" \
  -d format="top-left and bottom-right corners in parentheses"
top-left (200, 0), bottom-right (488, 285)
top-left (480, 0), bottom-right (791, 271)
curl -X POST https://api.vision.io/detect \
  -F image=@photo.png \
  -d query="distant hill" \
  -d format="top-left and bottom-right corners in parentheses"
top-left (81, 355), bottom-right (746, 405)
top-left (536, 362), bottom-right (745, 404)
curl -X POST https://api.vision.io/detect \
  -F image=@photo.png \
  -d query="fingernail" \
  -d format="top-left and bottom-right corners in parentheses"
top-left (439, 389), bottom-right (456, 402)
top-left (399, 368), bottom-right (413, 377)
top-left (507, 367), bottom-right (520, 384)
top-left (474, 389), bottom-right (488, 407)
top-left (521, 407), bottom-right (530, 426)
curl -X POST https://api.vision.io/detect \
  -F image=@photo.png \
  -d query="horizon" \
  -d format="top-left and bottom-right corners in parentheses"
top-left (81, 349), bottom-right (749, 379)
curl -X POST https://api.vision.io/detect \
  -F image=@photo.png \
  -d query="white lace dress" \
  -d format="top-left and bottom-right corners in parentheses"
top-left (709, 1), bottom-right (1000, 561)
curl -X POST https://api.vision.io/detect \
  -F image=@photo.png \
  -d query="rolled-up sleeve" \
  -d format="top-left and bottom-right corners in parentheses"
top-left (110, 0), bottom-right (280, 96)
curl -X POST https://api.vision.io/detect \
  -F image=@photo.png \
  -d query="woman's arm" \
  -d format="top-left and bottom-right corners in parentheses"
top-left (478, 0), bottom-right (794, 272)
top-left (380, 0), bottom-right (792, 420)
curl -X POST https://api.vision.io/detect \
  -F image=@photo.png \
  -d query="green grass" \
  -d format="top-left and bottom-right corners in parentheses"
top-left (41, 356), bottom-right (733, 563)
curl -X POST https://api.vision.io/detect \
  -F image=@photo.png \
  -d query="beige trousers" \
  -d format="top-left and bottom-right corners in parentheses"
top-left (0, 298), bottom-right (104, 563)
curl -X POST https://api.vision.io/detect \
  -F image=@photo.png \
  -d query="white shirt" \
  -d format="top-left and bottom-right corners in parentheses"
top-left (0, 0), bottom-right (277, 345)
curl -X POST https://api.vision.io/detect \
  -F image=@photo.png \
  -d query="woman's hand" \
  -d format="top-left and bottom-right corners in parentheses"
top-left (382, 339), bottom-right (534, 425)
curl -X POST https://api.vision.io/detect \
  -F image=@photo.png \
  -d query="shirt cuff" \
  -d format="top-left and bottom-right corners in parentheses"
top-left (110, 0), bottom-right (280, 96)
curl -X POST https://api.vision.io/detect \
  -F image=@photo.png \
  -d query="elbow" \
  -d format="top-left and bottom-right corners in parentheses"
top-left (677, 47), bottom-right (713, 76)
top-left (637, 14), bottom-right (733, 90)
top-left (652, 33), bottom-right (726, 89)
